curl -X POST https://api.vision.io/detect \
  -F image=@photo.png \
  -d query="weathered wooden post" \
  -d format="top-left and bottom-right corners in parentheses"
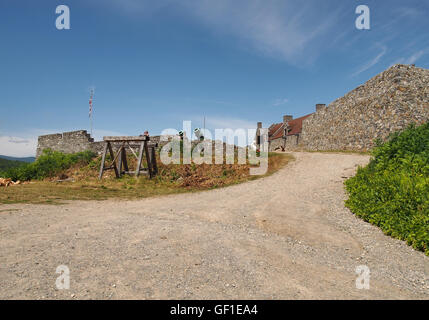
top-left (150, 146), bottom-right (158, 175)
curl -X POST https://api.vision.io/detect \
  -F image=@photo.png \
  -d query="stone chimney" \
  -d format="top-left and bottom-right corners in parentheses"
top-left (283, 115), bottom-right (293, 125)
top-left (316, 104), bottom-right (326, 112)
top-left (282, 115), bottom-right (293, 138)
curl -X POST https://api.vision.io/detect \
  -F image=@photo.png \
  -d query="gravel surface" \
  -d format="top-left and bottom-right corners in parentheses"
top-left (0, 152), bottom-right (428, 299)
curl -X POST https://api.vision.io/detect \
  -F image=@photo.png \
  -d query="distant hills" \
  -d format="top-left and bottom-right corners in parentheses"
top-left (0, 155), bottom-right (35, 163)
top-left (0, 155), bottom-right (34, 173)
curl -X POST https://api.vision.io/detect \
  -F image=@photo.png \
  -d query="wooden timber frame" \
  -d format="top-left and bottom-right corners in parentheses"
top-left (98, 136), bottom-right (158, 179)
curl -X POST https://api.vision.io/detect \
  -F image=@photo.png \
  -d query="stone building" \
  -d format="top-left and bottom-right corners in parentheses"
top-left (256, 104), bottom-right (323, 152)
top-left (267, 113), bottom-right (314, 151)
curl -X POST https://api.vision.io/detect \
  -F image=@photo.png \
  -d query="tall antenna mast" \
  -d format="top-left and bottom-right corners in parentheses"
top-left (89, 88), bottom-right (94, 136)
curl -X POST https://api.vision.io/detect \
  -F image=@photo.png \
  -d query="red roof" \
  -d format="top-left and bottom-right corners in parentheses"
top-left (268, 114), bottom-right (313, 141)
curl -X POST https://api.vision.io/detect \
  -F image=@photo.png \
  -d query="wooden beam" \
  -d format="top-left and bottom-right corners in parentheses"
top-left (117, 146), bottom-right (123, 177)
top-left (136, 141), bottom-right (145, 177)
top-left (127, 143), bottom-right (158, 149)
top-left (126, 142), bottom-right (139, 160)
top-left (103, 136), bottom-right (148, 142)
top-left (144, 140), bottom-right (153, 178)
top-left (122, 147), bottom-right (129, 172)
top-left (150, 146), bottom-right (158, 175)
top-left (123, 170), bottom-right (148, 175)
top-left (107, 142), bottom-right (120, 178)
top-left (98, 142), bottom-right (108, 179)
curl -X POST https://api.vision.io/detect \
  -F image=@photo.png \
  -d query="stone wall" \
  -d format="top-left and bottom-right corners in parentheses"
top-left (268, 138), bottom-right (284, 152)
top-left (269, 135), bottom-right (299, 151)
top-left (36, 130), bottom-right (224, 158)
top-left (300, 64), bottom-right (429, 151)
top-left (285, 135), bottom-right (300, 150)
top-left (36, 130), bottom-right (105, 158)
top-left (36, 130), bottom-right (174, 158)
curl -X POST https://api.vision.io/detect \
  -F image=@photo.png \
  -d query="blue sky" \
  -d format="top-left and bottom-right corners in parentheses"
top-left (1, 0), bottom-right (428, 156)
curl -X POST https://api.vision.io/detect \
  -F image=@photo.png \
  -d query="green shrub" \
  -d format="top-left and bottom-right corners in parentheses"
top-left (1, 149), bottom-right (96, 181)
top-left (345, 123), bottom-right (429, 255)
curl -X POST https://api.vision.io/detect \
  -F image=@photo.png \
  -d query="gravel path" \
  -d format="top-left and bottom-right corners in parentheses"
top-left (1, 152), bottom-right (428, 299)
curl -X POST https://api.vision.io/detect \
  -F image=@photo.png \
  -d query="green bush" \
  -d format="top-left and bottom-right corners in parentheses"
top-left (1, 149), bottom-right (96, 181)
top-left (345, 123), bottom-right (429, 255)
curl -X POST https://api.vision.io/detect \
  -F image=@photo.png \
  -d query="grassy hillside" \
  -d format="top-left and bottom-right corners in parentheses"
top-left (345, 123), bottom-right (429, 255)
top-left (0, 158), bottom-right (27, 173)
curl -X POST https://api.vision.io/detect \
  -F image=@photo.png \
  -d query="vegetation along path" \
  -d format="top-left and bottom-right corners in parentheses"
top-left (1, 152), bottom-right (428, 299)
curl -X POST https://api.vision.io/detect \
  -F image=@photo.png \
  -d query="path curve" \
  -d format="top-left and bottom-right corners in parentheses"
top-left (1, 152), bottom-right (428, 299)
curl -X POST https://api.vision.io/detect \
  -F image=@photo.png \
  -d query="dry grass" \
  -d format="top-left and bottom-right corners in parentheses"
top-left (0, 153), bottom-right (293, 205)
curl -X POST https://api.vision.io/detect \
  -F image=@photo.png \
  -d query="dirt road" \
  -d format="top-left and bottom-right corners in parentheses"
top-left (1, 152), bottom-right (428, 299)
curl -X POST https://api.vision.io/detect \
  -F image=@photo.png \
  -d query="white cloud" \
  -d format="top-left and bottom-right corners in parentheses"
top-left (351, 45), bottom-right (388, 77)
top-left (91, 129), bottom-right (126, 142)
top-left (0, 128), bottom-right (127, 158)
top-left (392, 47), bottom-right (429, 66)
top-left (201, 116), bottom-right (257, 147)
top-left (0, 135), bottom-right (38, 157)
top-left (273, 98), bottom-right (289, 106)
top-left (100, 0), bottom-right (174, 15)
top-left (185, 0), bottom-right (343, 64)
top-left (203, 116), bottom-right (256, 131)
top-left (103, 0), bottom-right (344, 64)
top-left (405, 50), bottom-right (425, 64)
top-left (399, 50), bottom-right (426, 65)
